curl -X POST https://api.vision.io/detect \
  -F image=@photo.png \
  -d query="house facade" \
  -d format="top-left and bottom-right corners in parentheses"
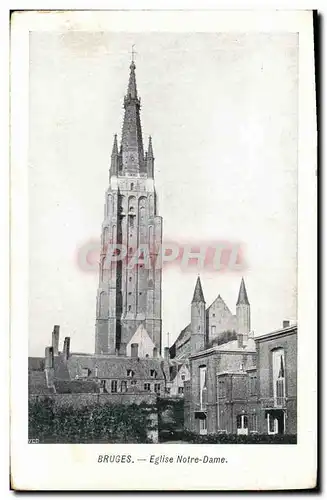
top-left (255, 323), bottom-right (297, 435)
top-left (184, 322), bottom-right (297, 436)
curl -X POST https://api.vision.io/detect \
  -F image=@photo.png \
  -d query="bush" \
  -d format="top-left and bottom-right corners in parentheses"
top-left (28, 398), bottom-right (154, 443)
top-left (181, 430), bottom-right (297, 444)
top-left (157, 397), bottom-right (184, 440)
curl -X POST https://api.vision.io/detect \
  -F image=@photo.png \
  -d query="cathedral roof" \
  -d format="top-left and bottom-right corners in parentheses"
top-left (236, 278), bottom-right (250, 306)
top-left (192, 276), bottom-right (205, 303)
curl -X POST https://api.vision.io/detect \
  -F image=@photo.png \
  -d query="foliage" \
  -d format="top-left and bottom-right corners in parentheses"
top-left (157, 397), bottom-right (184, 439)
top-left (28, 398), bottom-right (154, 443)
top-left (180, 430), bottom-right (297, 444)
top-left (207, 330), bottom-right (237, 349)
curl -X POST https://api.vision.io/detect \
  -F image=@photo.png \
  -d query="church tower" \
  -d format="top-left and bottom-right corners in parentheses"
top-left (95, 59), bottom-right (162, 355)
top-left (236, 277), bottom-right (251, 336)
top-left (191, 276), bottom-right (206, 354)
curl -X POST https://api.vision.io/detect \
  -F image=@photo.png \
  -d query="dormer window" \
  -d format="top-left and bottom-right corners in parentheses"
top-left (127, 369), bottom-right (135, 378)
top-left (150, 369), bottom-right (157, 379)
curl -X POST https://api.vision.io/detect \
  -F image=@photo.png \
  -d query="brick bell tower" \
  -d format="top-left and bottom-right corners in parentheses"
top-left (95, 59), bottom-right (163, 356)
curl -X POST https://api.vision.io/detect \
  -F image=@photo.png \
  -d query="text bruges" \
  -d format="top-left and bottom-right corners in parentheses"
top-left (98, 455), bottom-right (132, 463)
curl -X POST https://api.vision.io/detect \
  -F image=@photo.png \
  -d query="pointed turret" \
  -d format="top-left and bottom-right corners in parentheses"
top-left (192, 276), bottom-right (205, 304)
top-left (191, 276), bottom-right (206, 354)
top-left (121, 61), bottom-right (145, 175)
top-left (146, 136), bottom-right (154, 178)
top-left (110, 134), bottom-right (119, 176)
top-left (236, 277), bottom-right (250, 306)
top-left (236, 278), bottom-right (251, 341)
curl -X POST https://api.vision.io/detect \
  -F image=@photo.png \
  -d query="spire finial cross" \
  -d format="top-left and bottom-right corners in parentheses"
top-left (130, 44), bottom-right (137, 63)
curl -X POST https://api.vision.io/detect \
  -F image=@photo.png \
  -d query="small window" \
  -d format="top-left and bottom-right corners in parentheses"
top-left (129, 277), bottom-right (132, 282)
top-left (250, 414), bottom-right (257, 432)
top-left (82, 368), bottom-right (89, 378)
top-left (178, 387), bottom-right (184, 394)
top-left (144, 383), bottom-right (151, 392)
top-left (131, 380), bottom-right (137, 386)
top-left (166, 387), bottom-right (171, 394)
top-left (131, 183), bottom-right (134, 190)
top-left (211, 325), bottom-right (216, 336)
top-left (121, 381), bottom-right (127, 393)
top-left (128, 305), bottom-right (131, 312)
top-left (154, 383), bottom-right (161, 394)
top-left (237, 414), bottom-right (248, 429)
top-left (181, 375), bottom-right (185, 381)
top-left (212, 313), bottom-right (216, 318)
top-left (111, 380), bottom-right (118, 393)
top-left (127, 369), bottom-right (134, 378)
top-left (100, 380), bottom-right (107, 393)
top-left (128, 292), bottom-right (132, 295)
top-left (150, 369), bottom-right (157, 379)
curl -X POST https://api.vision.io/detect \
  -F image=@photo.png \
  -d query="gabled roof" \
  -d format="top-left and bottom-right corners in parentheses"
top-left (127, 324), bottom-right (155, 358)
top-left (206, 294), bottom-right (233, 316)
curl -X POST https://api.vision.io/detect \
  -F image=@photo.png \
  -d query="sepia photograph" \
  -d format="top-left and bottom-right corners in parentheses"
top-left (10, 8), bottom-right (317, 491)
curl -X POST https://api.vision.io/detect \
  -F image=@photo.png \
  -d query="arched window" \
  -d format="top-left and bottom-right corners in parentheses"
top-left (199, 365), bottom-right (207, 410)
top-left (237, 414), bottom-right (248, 431)
top-left (130, 183), bottom-right (134, 190)
top-left (271, 348), bottom-right (285, 404)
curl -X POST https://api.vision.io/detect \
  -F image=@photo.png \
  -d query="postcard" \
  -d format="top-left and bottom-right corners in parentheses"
top-left (10, 8), bottom-right (317, 491)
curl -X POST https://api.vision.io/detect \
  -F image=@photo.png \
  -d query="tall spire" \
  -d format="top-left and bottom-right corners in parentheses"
top-left (121, 61), bottom-right (145, 175)
top-left (236, 277), bottom-right (250, 306)
top-left (110, 134), bottom-right (119, 176)
top-left (148, 136), bottom-right (154, 157)
top-left (126, 60), bottom-right (137, 99)
top-left (146, 136), bottom-right (154, 178)
top-left (192, 276), bottom-right (205, 304)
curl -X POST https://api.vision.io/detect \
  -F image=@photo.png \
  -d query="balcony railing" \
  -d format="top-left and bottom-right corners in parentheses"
top-left (260, 397), bottom-right (286, 409)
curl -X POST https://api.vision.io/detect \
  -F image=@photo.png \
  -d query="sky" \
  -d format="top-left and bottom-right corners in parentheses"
top-left (28, 31), bottom-right (298, 356)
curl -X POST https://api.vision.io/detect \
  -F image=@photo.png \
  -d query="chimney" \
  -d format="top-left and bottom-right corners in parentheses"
top-left (45, 346), bottom-right (54, 369)
top-left (44, 346), bottom-right (55, 389)
top-left (131, 343), bottom-right (138, 358)
top-left (63, 337), bottom-right (70, 360)
top-left (237, 333), bottom-right (248, 349)
top-left (153, 347), bottom-right (158, 358)
top-left (52, 325), bottom-right (60, 355)
top-left (283, 320), bottom-right (290, 328)
top-left (164, 347), bottom-right (170, 361)
top-left (119, 342), bottom-right (127, 356)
